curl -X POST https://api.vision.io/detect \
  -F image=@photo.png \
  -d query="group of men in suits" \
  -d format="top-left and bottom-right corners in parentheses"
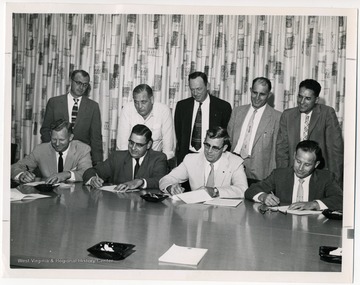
top-left (11, 69), bottom-right (344, 211)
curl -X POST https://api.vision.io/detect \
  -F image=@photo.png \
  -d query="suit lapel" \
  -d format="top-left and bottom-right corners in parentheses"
top-left (308, 104), bottom-right (320, 137)
top-left (61, 95), bottom-right (69, 120)
top-left (136, 151), bottom-right (149, 178)
top-left (291, 109), bottom-right (301, 143)
top-left (214, 153), bottom-right (229, 186)
top-left (124, 152), bottom-right (134, 181)
top-left (74, 96), bottom-right (88, 129)
top-left (253, 105), bottom-right (271, 147)
top-left (46, 144), bottom-right (58, 174)
top-left (64, 142), bottom-right (75, 170)
top-left (233, 105), bottom-right (250, 146)
top-left (308, 170), bottom-right (318, 201)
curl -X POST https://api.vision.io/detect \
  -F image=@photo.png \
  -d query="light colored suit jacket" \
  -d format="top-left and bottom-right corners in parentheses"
top-left (227, 104), bottom-right (281, 180)
top-left (276, 104), bottom-right (344, 182)
top-left (40, 94), bottom-right (103, 164)
top-left (11, 140), bottom-right (92, 181)
top-left (159, 151), bottom-right (248, 198)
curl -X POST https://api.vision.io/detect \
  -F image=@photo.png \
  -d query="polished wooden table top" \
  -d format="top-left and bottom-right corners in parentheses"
top-left (10, 182), bottom-right (342, 271)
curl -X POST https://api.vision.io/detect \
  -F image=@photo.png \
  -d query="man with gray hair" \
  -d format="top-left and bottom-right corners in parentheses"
top-left (12, 119), bottom-right (92, 184)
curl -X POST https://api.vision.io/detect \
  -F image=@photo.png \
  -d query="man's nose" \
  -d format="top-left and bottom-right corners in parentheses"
top-left (299, 163), bottom-right (304, 170)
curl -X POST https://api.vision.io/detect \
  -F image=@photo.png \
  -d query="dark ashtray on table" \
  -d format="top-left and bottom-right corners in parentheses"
top-left (140, 193), bottom-right (169, 202)
top-left (322, 209), bottom-right (342, 220)
top-left (87, 241), bottom-right (136, 260)
top-left (319, 246), bottom-right (342, 264)
top-left (34, 183), bottom-right (59, 192)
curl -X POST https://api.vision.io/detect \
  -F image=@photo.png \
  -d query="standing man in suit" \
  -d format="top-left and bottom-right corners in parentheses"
top-left (276, 79), bottom-right (343, 183)
top-left (245, 140), bottom-right (343, 211)
top-left (11, 119), bottom-right (92, 183)
top-left (83, 124), bottom-right (167, 192)
top-left (116, 84), bottom-right (175, 161)
top-left (40, 70), bottom-right (103, 165)
top-left (227, 77), bottom-right (281, 185)
top-left (174, 71), bottom-right (232, 165)
top-left (159, 127), bottom-right (248, 198)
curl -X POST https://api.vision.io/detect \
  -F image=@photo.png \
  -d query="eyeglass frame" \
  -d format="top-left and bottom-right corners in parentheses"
top-left (203, 142), bottom-right (225, 152)
top-left (72, 79), bottom-right (90, 88)
top-left (128, 139), bottom-right (149, 149)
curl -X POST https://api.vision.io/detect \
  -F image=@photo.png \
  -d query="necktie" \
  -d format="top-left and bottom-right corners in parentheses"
top-left (303, 115), bottom-right (310, 140)
top-left (71, 98), bottom-right (79, 124)
top-left (206, 163), bottom-right (215, 187)
top-left (58, 152), bottom-right (64, 173)
top-left (296, 178), bottom-right (304, 202)
top-left (191, 103), bottom-right (202, 151)
top-left (134, 158), bottom-right (140, 178)
top-left (240, 109), bottom-right (257, 158)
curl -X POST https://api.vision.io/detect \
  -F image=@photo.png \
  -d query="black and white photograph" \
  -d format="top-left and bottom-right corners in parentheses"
top-left (1, 0), bottom-right (359, 284)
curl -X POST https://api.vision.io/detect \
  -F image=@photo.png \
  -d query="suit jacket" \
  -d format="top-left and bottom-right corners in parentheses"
top-left (159, 151), bottom-right (248, 198)
top-left (227, 104), bottom-right (281, 180)
top-left (174, 95), bottom-right (232, 164)
top-left (40, 94), bottom-right (103, 164)
top-left (276, 104), bottom-right (343, 182)
top-left (245, 167), bottom-right (343, 210)
top-left (82, 149), bottom-right (168, 189)
top-left (11, 140), bottom-right (92, 181)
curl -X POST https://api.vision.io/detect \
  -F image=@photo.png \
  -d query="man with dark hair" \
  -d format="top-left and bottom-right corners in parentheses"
top-left (159, 127), bottom-right (248, 198)
top-left (40, 69), bottom-right (103, 165)
top-left (245, 140), bottom-right (343, 211)
top-left (11, 119), bottom-right (92, 183)
top-left (228, 77), bottom-right (281, 185)
top-left (174, 71), bottom-right (232, 165)
top-left (276, 79), bottom-right (343, 183)
top-left (116, 84), bottom-right (175, 160)
top-left (83, 124), bottom-right (167, 191)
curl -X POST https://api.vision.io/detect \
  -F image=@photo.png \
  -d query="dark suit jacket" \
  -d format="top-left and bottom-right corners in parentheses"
top-left (11, 140), bottom-right (92, 181)
top-left (245, 167), bottom-right (343, 210)
top-left (40, 94), bottom-right (103, 164)
top-left (227, 104), bottom-right (281, 180)
top-left (82, 149), bottom-right (168, 188)
top-left (276, 104), bottom-right (343, 182)
top-left (174, 95), bottom-right (232, 164)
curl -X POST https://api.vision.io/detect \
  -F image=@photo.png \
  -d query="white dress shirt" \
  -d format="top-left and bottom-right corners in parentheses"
top-left (116, 102), bottom-right (175, 159)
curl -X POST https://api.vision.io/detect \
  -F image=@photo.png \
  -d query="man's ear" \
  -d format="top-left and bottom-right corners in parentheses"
top-left (315, 161), bottom-right (320, 169)
top-left (222, 144), bottom-right (228, 153)
top-left (69, 134), bottom-right (74, 142)
top-left (315, 96), bottom-right (320, 104)
top-left (146, 140), bottom-right (153, 150)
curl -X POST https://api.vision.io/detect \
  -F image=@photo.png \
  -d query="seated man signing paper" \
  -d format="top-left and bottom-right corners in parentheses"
top-left (159, 127), bottom-right (248, 198)
top-left (83, 124), bottom-right (167, 191)
top-left (11, 119), bottom-right (92, 184)
top-left (245, 140), bottom-right (343, 211)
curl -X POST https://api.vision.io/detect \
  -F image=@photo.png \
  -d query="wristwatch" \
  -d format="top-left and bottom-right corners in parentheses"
top-left (213, 187), bottom-right (219, 198)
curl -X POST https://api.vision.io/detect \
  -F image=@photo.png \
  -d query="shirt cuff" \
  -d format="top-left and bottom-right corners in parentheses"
top-left (253, 192), bottom-right (265, 203)
top-left (141, 179), bottom-right (147, 189)
top-left (68, 171), bottom-right (75, 182)
top-left (315, 200), bottom-right (327, 210)
top-left (85, 176), bottom-right (96, 185)
top-left (14, 172), bottom-right (23, 180)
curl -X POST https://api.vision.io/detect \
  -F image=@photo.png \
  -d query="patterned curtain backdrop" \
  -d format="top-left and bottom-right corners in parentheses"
top-left (12, 14), bottom-right (346, 161)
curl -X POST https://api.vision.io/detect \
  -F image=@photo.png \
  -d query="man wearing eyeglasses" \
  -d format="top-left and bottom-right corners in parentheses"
top-left (245, 140), bottom-right (343, 211)
top-left (83, 124), bottom-right (167, 191)
top-left (159, 127), bottom-right (248, 198)
top-left (40, 70), bottom-right (103, 166)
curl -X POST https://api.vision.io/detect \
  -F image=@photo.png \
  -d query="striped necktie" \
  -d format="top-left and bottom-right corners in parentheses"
top-left (191, 103), bottom-right (202, 151)
top-left (303, 115), bottom-right (310, 140)
top-left (71, 98), bottom-right (79, 124)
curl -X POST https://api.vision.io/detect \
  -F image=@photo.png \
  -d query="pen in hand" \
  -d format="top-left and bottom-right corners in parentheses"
top-left (26, 165), bottom-right (30, 171)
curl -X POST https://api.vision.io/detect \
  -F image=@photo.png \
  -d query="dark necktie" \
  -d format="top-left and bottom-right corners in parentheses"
top-left (58, 152), bottom-right (64, 173)
top-left (191, 102), bottom-right (202, 151)
top-left (71, 98), bottom-right (79, 124)
top-left (134, 158), bottom-right (140, 178)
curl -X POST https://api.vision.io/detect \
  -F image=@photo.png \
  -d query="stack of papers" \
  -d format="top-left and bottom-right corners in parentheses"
top-left (159, 244), bottom-right (208, 267)
top-left (11, 188), bottom-right (50, 202)
top-left (174, 189), bottom-right (242, 207)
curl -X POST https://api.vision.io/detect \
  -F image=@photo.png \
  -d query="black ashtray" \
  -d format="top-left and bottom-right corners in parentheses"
top-left (87, 241), bottom-right (135, 260)
top-left (140, 193), bottom-right (168, 202)
top-left (322, 209), bottom-right (342, 220)
top-left (34, 184), bottom-right (59, 192)
top-left (319, 246), bottom-right (342, 264)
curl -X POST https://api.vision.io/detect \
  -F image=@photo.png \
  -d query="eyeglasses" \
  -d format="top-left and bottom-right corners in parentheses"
top-left (72, 79), bottom-right (89, 88)
top-left (203, 142), bottom-right (224, 152)
top-left (128, 140), bottom-right (147, 148)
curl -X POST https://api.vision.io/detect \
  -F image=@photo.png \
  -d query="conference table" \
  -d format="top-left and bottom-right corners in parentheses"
top-left (9, 182), bottom-right (342, 272)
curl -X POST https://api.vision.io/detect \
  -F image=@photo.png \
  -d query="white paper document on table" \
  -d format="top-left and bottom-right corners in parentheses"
top-left (159, 244), bottom-right (208, 266)
top-left (175, 189), bottom-right (213, 204)
top-left (269, 205), bottom-right (323, 215)
top-left (11, 188), bottom-right (50, 202)
top-left (204, 198), bottom-right (242, 207)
